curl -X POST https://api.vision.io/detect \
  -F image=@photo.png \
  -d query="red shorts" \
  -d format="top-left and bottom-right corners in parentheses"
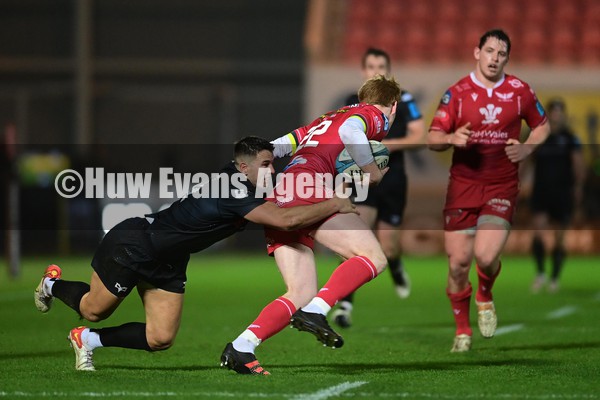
top-left (443, 176), bottom-right (519, 231)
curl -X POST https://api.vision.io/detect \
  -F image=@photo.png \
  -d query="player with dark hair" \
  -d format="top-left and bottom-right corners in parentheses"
top-left (332, 47), bottom-right (426, 328)
top-left (34, 136), bottom-right (356, 371)
top-left (427, 29), bottom-right (550, 352)
top-left (222, 75), bottom-right (401, 375)
top-left (530, 98), bottom-right (585, 293)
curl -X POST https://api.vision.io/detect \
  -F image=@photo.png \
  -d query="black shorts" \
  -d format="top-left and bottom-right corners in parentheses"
top-left (91, 217), bottom-right (189, 298)
top-left (530, 189), bottom-right (573, 226)
top-left (355, 168), bottom-right (407, 226)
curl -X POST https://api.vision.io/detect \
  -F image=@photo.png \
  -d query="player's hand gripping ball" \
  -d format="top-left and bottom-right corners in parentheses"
top-left (335, 140), bottom-right (389, 178)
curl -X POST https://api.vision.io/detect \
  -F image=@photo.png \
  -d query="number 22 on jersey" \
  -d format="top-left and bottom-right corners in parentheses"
top-left (297, 120), bottom-right (332, 151)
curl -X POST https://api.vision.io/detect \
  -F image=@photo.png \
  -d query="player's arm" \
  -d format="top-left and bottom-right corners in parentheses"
top-left (244, 197), bottom-right (357, 231)
top-left (427, 89), bottom-right (465, 151)
top-left (383, 118), bottom-right (426, 151)
top-left (505, 120), bottom-right (550, 163)
top-left (271, 131), bottom-right (300, 158)
top-left (427, 122), bottom-right (473, 151)
top-left (338, 115), bottom-right (387, 185)
top-left (383, 93), bottom-right (427, 151)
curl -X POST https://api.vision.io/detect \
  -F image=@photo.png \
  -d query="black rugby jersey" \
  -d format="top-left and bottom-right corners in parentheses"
top-left (146, 162), bottom-right (265, 256)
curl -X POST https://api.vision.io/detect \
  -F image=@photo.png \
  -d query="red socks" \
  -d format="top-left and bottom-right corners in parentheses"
top-left (447, 284), bottom-right (473, 336)
top-left (247, 296), bottom-right (296, 342)
top-left (317, 256), bottom-right (378, 307)
top-left (476, 262), bottom-right (501, 303)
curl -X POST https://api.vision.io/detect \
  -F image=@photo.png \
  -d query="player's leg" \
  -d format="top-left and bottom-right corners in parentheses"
top-left (472, 217), bottom-right (511, 339)
top-left (531, 212), bottom-right (549, 293)
top-left (67, 282), bottom-right (183, 371)
top-left (332, 204), bottom-right (377, 329)
top-left (445, 230), bottom-right (475, 352)
top-left (308, 212), bottom-right (387, 310)
top-left (549, 227), bottom-right (567, 293)
top-left (376, 220), bottom-right (409, 299)
top-left (223, 242), bottom-right (317, 375)
top-left (290, 213), bottom-right (386, 347)
top-left (35, 265), bottom-right (123, 320)
top-left (377, 172), bottom-right (410, 299)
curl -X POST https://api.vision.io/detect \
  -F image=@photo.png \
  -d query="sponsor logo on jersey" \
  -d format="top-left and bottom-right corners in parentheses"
top-left (435, 110), bottom-right (449, 121)
top-left (374, 115), bottom-right (382, 133)
top-left (283, 156), bottom-right (307, 171)
top-left (441, 90), bottom-right (451, 105)
top-left (231, 188), bottom-right (248, 199)
top-left (471, 93), bottom-right (478, 102)
top-left (479, 104), bottom-right (503, 124)
top-left (495, 92), bottom-right (514, 102)
top-left (508, 78), bottom-right (524, 88)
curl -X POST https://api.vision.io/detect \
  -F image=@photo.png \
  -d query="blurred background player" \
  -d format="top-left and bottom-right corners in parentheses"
top-left (427, 29), bottom-right (550, 352)
top-left (34, 137), bottom-right (356, 372)
top-left (332, 48), bottom-right (426, 328)
top-left (222, 75), bottom-right (401, 375)
top-left (530, 98), bottom-right (586, 293)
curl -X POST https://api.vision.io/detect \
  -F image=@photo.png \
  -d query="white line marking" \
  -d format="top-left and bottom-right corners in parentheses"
top-left (546, 306), bottom-right (578, 320)
top-left (0, 392), bottom-right (597, 399)
top-left (290, 381), bottom-right (367, 400)
top-left (494, 323), bottom-right (525, 336)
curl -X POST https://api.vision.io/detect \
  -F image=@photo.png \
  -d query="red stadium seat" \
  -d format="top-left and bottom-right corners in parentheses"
top-left (580, 25), bottom-right (600, 64)
top-left (519, 27), bottom-right (547, 64)
top-left (523, 1), bottom-right (550, 25)
top-left (433, 26), bottom-right (460, 63)
top-left (550, 27), bottom-right (578, 64)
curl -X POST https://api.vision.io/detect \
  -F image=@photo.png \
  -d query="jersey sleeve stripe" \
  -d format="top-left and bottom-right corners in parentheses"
top-left (287, 132), bottom-right (299, 154)
top-left (349, 115), bottom-right (367, 132)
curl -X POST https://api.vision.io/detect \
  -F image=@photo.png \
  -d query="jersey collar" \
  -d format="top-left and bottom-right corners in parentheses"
top-left (469, 72), bottom-right (505, 97)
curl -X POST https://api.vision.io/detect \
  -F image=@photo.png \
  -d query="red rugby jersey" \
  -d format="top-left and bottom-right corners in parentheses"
top-left (430, 73), bottom-right (547, 184)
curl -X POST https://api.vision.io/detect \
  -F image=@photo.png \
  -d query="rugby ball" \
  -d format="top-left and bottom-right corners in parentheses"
top-left (335, 140), bottom-right (389, 176)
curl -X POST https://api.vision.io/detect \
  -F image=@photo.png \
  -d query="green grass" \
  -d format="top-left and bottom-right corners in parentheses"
top-left (1, 254), bottom-right (599, 399)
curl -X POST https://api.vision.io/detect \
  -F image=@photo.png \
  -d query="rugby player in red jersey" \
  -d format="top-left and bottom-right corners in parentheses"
top-left (222, 75), bottom-right (401, 374)
top-left (427, 29), bottom-right (550, 352)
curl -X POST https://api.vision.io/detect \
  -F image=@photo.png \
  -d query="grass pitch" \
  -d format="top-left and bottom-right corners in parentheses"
top-left (1, 253), bottom-right (599, 399)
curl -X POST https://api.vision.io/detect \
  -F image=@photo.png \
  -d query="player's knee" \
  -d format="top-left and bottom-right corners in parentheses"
top-left (79, 304), bottom-right (111, 323)
top-left (474, 252), bottom-right (497, 269)
top-left (448, 258), bottom-right (471, 282)
top-left (146, 332), bottom-right (175, 351)
top-left (366, 250), bottom-right (387, 274)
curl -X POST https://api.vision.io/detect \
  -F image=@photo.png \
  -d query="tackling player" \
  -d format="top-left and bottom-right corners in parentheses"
top-left (222, 75), bottom-right (401, 375)
top-left (34, 137), bottom-right (356, 371)
top-left (427, 29), bottom-right (550, 352)
top-left (332, 47), bottom-right (426, 328)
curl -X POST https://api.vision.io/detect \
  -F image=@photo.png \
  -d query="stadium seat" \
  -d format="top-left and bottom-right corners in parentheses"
top-left (580, 25), bottom-right (600, 64)
top-left (550, 27), bottom-right (577, 64)
top-left (519, 27), bottom-right (547, 64)
top-left (433, 26), bottom-right (459, 63)
top-left (523, 1), bottom-right (550, 25)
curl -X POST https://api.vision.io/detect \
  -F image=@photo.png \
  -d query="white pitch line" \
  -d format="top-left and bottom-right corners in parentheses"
top-left (0, 392), bottom-right (597, 399)
top-left (546, 306), bottom-right (578, 320)
top-left (291, 381), bottom-right (368, 400)
top-left (494, 323), bottom-right (525, 336)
